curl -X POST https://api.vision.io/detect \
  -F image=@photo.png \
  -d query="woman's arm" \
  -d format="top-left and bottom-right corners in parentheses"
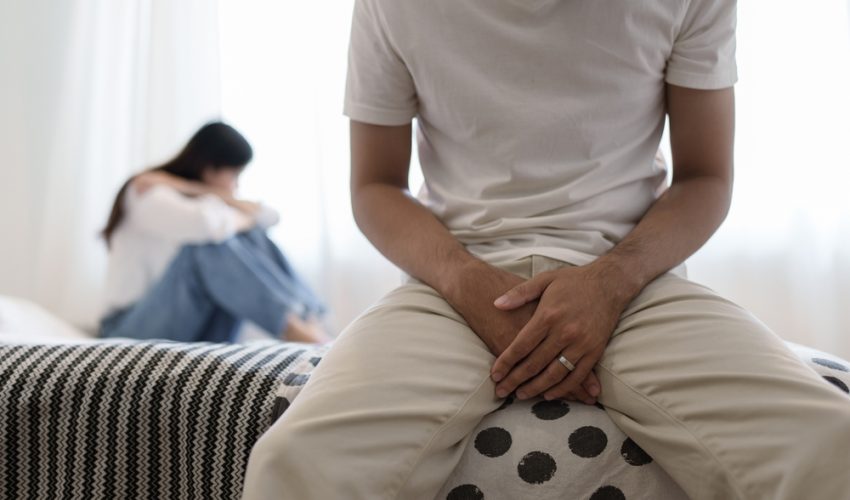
top-left (133, 170), bottom-right (227, 198)
top-left (127, 183), bottom-right (255, 244)
top-left (133, 170), bottom-right (277, 225)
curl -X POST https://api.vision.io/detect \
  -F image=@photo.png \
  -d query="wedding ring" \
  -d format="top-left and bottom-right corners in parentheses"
top-left (557, 354), bottom-right (575, 371)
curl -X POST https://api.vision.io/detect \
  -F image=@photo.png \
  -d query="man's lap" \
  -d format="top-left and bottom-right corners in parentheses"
top-left (244, 276), bottom-right (507, 498)
top-left (248, 255), bottom-right (850, 499)
top-left (594, 268), bottom-right (850, 498)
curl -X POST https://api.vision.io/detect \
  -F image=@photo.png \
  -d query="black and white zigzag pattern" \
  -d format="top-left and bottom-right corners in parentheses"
top-left (0, 339), bottom-right (320, 500)
top-left (3, 338), bottom-right (849, 500)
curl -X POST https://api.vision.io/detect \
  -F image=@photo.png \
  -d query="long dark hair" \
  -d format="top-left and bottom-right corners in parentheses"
top-left (101, 121), bottom-right (253, 247)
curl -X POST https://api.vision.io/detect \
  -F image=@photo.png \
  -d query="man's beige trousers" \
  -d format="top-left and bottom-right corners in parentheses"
top-left (241, 255), bottom-right (850, 499)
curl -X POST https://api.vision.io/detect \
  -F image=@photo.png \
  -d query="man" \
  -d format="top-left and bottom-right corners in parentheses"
top-left (242, 0), bottom-right (850, 498)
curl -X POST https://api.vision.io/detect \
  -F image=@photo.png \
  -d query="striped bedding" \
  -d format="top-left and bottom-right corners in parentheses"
top-left (0, 339), bottom-right (320, 500)
top-left (2, 338), bottom-right (848, 500)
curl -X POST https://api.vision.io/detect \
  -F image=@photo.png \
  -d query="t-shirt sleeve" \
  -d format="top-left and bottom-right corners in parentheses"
top-left (342, 0), bottom-right (418, 125)
top-left (665, 0), bottom-right (738, 90)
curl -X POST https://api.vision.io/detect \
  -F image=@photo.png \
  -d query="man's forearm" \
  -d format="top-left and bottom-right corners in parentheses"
top-left (593, 174), bottom-right (732, 303)
top-left (352, 183), bottom-right (485, 298)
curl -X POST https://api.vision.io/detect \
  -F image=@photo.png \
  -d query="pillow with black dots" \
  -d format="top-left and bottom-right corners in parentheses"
top-left (274, 341), bottom-right (850, 500)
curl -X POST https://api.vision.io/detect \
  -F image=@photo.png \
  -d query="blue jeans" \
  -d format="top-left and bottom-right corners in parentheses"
top-left (99, 227), bottom-right (326, 343)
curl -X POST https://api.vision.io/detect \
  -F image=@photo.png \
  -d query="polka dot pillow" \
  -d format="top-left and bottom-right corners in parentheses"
top-left (274, 341), bottom-right (850, 500)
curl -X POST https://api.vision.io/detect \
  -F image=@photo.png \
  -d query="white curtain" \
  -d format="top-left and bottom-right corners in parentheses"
top-left (0, 0), bottom-right (221, 329)
top-left (673, 0), bottom-right (850, 359)
top-left (218, 0), bottom-right (409, 334)
top-left (221, 0), bottom-right (850, 358)
top-left (1, 1), bottom-right (848, 359)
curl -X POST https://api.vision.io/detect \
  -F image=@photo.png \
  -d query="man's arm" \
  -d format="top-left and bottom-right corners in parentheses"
top-left (349, 120), bottom-right (527, 329)
top-left (350, 119), bottom-right (604, 404)
top-left (594, 84), bottom-right (735, 294)
top-left (489, 84), bottom-right (735, 400)
top-left (349, 120), bottom-right (477, 296)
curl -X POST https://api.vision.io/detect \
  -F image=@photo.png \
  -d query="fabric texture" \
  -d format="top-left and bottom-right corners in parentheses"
top-left (270, 340), bottom-right (850, 500)
top-left (342, 0), bottom-right (736, 272)
top-left (103, 184), bottom-right (280, 314)
top-left (0, 339), bottom-right (319, 500)
top-left (100, 227), bottom-right (325, 343)
top-left (0, 1), bottom-right (222, 331)
top-left (243, 255), bottom-right (850, 500)
top-left (0, 335), bottom-right (846, 500)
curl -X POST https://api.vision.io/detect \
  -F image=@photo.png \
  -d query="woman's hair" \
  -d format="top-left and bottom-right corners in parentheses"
top-left (101, 121), bottom-right (253, 247)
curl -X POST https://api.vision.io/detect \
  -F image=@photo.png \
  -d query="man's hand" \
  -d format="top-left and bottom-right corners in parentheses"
top-left (487, 84), bottom-right (735, 403)
top-left (485, 261), bottom-right (635, 402)
top-left (444, 259), bottom-right (604, 405)
top-left (443, 260), bottom-right (536, 355)
top-left (349, 119), bottom-right (605, 405)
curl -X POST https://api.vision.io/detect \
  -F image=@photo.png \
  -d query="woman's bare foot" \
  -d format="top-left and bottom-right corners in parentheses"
top-left (281, 314), bottom-right (331, 344)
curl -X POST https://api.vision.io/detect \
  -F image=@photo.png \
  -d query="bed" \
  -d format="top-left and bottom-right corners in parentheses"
top-left (2, 296), bottom-right (848, 499)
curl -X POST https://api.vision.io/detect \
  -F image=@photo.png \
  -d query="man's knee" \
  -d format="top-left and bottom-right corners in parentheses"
top-left (247, 425), bottom-right (291, 471)
top-left (758, 399), bottom-right (850, 498)
top-left (244, 422), bottom-right (314, 496)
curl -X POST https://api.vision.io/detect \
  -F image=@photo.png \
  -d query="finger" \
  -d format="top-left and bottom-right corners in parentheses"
top-left (514, 352), bottom-right (571, 400)
top-left (567, 384), bottom-right (595, 405)
top-left (581, 369), bottom-right (601, 398)
top-left (559, 390), bottom-right (587, 404)
top-left (540, 360), bottom-right (596, 405)
top-left (509, 334), bottom-right (576, 399)
top-left (491, 314), bottom-right (548, 384)
top-left (493, 331), bottom-right (558, 398)
top-left (518, 367), bottom-right (596, 403)
top-left (547, 392), bottom-right (584, 403)
top-left (542, 355), bottom-right (598, 401)
top-left (493, 272), bottom-right (553, 310)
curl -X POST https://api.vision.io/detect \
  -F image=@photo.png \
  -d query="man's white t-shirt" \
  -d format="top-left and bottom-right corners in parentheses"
top-left (343, 0), bottom-right (737, 277)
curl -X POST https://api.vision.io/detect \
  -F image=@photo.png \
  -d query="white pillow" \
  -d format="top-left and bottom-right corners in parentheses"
top-left (0, 295), bottom-right (94, 343)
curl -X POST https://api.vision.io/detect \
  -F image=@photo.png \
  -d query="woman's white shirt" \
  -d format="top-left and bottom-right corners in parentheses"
top-left (102, 184), bottom-right (279, 316)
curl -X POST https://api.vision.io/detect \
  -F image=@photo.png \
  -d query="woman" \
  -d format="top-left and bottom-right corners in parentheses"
top-left (99, 121), bottom-right (328, 344)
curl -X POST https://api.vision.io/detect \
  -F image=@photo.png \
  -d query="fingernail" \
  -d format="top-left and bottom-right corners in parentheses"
top-left (516, 391), bottom-right (527, 400)
top-left (496, 388), bottom-right (508, 398)
top-left (492, 371), bottom-right (504, 382)
top-left (589, 384), bottom-right (600, 397)
top-left (494, 295), bottom-right (509, 307)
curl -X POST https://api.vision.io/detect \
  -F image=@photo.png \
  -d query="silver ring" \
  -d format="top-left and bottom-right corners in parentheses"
top-left (557, 354), bottom-right (575, 372)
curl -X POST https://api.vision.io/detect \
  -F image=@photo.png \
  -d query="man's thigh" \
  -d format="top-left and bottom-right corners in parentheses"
top-left (295, 279), bottom-right (498, 417)
top-left (244, 260), bottom-right (531, 500)
top-left (595, 271), bottom-right (850, 499)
